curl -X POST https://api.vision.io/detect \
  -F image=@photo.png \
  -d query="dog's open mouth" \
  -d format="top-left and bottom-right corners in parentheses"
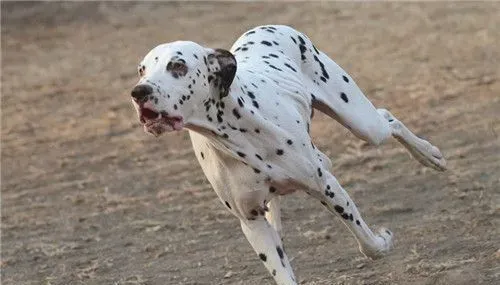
top-left (137, 104), bottom-right (183, 136)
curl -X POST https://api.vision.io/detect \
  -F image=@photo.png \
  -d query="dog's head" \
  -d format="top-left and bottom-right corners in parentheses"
top-left (131, 41), bottom-right (236, 136)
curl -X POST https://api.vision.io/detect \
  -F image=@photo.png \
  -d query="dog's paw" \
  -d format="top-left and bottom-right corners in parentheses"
top-left (360, 227), bottom-right (393, 260)
top-left (401, 136), bottom-right (447, 172)
top-left (414, 139), bottom-right (447, 171)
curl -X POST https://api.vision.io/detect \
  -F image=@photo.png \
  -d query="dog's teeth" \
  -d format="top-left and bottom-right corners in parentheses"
top-left (157, 113), bottom-right (162, 119)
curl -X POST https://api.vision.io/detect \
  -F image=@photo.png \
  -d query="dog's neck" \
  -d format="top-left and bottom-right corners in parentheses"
top-left (184, 75), bottom-right (246, 141)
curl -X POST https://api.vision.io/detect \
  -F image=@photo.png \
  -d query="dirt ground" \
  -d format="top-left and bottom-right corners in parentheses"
top-left (1, 2), bottom-right (499, 285)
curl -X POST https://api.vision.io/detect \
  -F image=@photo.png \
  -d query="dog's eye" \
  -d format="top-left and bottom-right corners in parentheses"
top-left (172, 62), bottom-right (183, 69)
top-left (166, 60), bottom-right (188, 77)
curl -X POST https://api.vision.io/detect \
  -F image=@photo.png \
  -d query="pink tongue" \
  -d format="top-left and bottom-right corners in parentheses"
top-left (172, 120), bottom-right (184, 131)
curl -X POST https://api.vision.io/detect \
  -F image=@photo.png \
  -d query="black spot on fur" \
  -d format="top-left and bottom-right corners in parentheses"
top-left (261, 40), bottom-right (272, 46)
top-left (334, 205), bottom-right (344, 214)
top-left (299, 44), bottom-right (307, 55)
top-left (269, 186), bottom-right (276, 193)
top-left (232, 108), bottom-right (241, 119)
top-left (317, 168), bottom-right (323, 177)
top-left (276, 149), bottom-right (284, 155)
top-left (340, 92), bottom-right (349, 103)
top-left (343, 75), bottom-right (349, 83)
top-left (276, 246), bottom-right (284, 259)
top-left (255, 154), bottom-right (263, 160)
top-left (298, 35), bottom-right (306, 45)
top-left (200, 152), bottom-right (204, 159)
top-left (313, 54), bottom-right (330, 82)
top-left (237, 151), bottom-right (246, 158)
top-left (356, 220), bottom-right (361, 226)
top-left (225, 201), bottom-right (231, 209)
top-left (269, 65), bottom-right (283, 71)
top-left (284, 63), bottom-right (297, 72)
top-left (259, 253), bottom-right (267, 261)
top-left (286, 139), bottom-right (293, 145)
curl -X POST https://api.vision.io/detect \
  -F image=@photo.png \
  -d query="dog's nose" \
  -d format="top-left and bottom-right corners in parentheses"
top-left (131, 84), bottom-right (153, 101)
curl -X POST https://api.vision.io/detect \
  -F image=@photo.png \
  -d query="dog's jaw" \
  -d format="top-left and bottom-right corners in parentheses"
top-left (132, 100), bottom-right (184, 136)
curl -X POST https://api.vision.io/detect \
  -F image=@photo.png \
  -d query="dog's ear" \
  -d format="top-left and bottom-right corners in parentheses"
top-left (207, 49), bottom-right (237, 99)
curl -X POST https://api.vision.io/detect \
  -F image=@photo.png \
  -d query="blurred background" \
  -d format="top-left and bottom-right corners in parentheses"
top-left (1, 2), bottom-right (499, 284)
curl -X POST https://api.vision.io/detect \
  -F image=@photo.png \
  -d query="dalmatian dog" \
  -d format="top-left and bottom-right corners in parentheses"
top-left (130, 25), bottom-right (446, 284)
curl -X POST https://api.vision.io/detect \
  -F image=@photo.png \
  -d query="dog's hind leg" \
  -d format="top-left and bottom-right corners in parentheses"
top-left (298, 38), bottom-right (446, 171)
top-left (376, 109), bottom-right (446, 171)
top-left (312, 84), bottom-right (446, 171)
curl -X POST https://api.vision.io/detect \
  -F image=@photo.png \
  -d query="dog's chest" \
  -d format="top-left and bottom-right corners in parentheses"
top-left (190, 72), bottom-right (318, 189)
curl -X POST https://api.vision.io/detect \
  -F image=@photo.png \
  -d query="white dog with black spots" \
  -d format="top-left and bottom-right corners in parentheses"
top-left (131, 25), bottom-right (446, 284)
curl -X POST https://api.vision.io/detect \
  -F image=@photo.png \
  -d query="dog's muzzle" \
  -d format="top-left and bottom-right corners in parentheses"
top-left (131, 85), bottom-right (184, 136)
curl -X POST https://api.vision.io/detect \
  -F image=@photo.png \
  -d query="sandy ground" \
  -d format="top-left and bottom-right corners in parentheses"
top-left (1, 2), bottom-right (499, 285)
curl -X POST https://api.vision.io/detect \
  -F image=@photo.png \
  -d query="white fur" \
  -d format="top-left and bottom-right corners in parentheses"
top-left (133, 25), bottom-right (446, 285)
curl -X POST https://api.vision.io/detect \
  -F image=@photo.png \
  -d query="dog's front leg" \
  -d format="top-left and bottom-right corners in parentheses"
top-left (240, 217), bottom-right (297, 285)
